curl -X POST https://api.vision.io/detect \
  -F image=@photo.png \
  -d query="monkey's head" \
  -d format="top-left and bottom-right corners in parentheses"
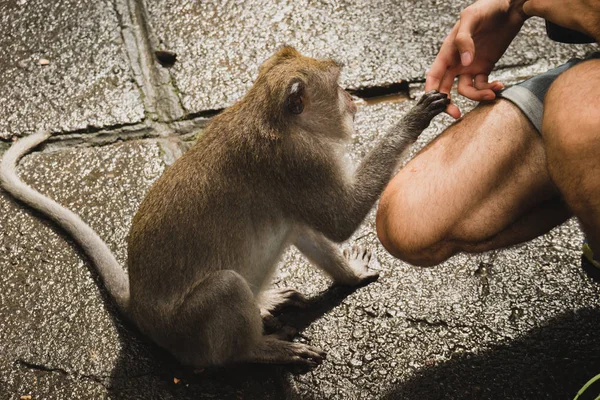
top-left (248, 46), bottom-right (357, 140)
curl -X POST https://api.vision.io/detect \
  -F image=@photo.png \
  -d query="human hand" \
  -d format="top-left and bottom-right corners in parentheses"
top-left (425, 0), bottom-right (529, 118)
top-left (523, 0), bottom-right (600, 43)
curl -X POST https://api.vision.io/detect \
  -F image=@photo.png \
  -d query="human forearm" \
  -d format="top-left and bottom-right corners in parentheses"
top-left (523, 0), bottom-right (600, 43)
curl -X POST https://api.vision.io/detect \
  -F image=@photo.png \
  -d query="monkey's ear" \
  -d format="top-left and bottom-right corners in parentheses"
top-left (286, 80), bottom-right (305, 115)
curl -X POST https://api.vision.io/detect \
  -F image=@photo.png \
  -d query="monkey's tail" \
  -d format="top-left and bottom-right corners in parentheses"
top-left (0, 131), bottom-right (130, 313)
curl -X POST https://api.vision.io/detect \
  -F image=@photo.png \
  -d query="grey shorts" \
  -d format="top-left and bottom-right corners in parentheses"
top-left (498, 52), bottom-right (600, 132)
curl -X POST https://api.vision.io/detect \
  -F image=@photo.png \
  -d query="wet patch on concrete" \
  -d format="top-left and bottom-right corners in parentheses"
top-left (350, 81), bottom-right (410, 107)
top-left (0, 140), bottom-right (164, 398)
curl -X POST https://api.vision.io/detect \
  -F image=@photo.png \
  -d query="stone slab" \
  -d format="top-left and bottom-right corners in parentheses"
top-left (0, 0), bottom-right (145, 140)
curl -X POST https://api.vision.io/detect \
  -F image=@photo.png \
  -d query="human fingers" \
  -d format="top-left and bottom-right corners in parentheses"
top-left (439, 66), bottom-right (458, 96)
top-left (425, 57), bottom-right (446, 92)
top-left (474, 74), bottom-right (504, 93)
top-left (434, 71), bottom-right (462, 119)
top-left (436, 68), bottom-right (462, 118)
top-left (446, 102), bottom-right (462, 119)
top-left (457, 74), bottom-right (497, 101)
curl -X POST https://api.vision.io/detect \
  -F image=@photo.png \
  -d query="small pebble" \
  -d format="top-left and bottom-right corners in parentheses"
top-left (349, 358), bottom-right (363, 367)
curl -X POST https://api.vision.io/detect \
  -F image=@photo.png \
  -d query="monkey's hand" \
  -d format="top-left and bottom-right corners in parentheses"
top-left (400, 90), bottom-right (450, 136)
top-left (342, 245), bottom-right (379, 286)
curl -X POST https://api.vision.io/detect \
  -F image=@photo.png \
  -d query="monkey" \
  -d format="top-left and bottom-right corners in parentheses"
top-left (0, 46), bottom-right (449, 369)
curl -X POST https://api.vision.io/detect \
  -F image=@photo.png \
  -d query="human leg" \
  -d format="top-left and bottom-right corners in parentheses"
top-left (542, 58), bottom-right (600, 255)
top-left (376, 99), bottom-right (568, 266)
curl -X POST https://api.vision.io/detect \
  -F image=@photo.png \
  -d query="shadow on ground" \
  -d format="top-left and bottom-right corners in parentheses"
top-left (105, 285), bottom-right (600, 399)
top-left (380, 307), bottom-right (600, 400)
top-left (105, 285), bottom-right (366, 399)
top-left (107, 320), bottom-right (291, 399)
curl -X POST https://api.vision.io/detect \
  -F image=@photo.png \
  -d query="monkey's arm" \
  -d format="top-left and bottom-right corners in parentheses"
top-left (288, 91), bottom-right (449, 242)
top-left (294, 230), bottom-right (374, 285)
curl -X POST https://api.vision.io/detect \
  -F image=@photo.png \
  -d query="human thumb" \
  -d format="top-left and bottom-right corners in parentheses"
top-left (455, 16), bottom-right (476, 66)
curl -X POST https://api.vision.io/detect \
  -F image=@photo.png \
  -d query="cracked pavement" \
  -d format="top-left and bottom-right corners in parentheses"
top-left (1, 0), bottom-right (599, 399)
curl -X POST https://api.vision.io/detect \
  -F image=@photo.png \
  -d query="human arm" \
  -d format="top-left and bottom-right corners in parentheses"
top-left (523, 0), bottom-right (600, 43)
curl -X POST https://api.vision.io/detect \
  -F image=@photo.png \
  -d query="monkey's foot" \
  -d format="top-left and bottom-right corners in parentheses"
top-left (258, 287), bottom-right (308, 314)
top-left (343, 245), bottom-right (379, 286)
top-left (261, 309), bottom-right (284, 332)
top-left (244, 337), bottom-right (326, 368)
top-left (261, 312), bottom-right (298, 338)
top-left (272, 325), bottom-right (298, 341)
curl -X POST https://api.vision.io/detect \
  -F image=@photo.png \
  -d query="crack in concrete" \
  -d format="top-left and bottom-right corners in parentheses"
top-left (80, 374), bottom-right (110, 389)
top-left (14, 359), bottom-right (68, 376)
top-left (493, 60), bottom-right (547, 72)
top-left (15, 116), bottom-right (211, 153)
top-left (14, 359), bottom-right (117, 390)
top-left (183, 109), bottom-right (225, 120)
top-left (349, 81), bottom-right (409, 99)
top-left (405, 317), bottom-right (449, 328)
top-left (112, 0), bottom-right (184, 122)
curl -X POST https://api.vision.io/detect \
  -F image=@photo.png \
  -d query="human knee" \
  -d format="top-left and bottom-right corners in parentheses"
top-left (543, 59), bottom-right (600, 158)
top-left (376, 183), bottom-right (452, 267)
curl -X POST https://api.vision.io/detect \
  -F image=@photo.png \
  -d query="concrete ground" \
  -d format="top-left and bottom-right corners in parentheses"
top-left (1, 1), bottom-right (599, 399)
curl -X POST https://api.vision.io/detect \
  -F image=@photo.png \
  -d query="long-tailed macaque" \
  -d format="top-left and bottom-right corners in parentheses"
top-left (0, 46), bottom-right (449, 368)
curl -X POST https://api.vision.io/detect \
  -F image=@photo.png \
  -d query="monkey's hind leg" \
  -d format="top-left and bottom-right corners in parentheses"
top-left (258, 287), bottom-right (308, 314)
top-left (294, 231), bottom-right (379, 287)
top-left (169, 269), bottom-right (324, 368)
top-left (258, 287), bottom-right (308, 333)
top-left (166, 269), bottom-right (263, 367)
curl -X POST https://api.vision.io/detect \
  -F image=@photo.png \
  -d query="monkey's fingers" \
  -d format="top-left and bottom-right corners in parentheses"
top-left (417, 90), bottom-right (448, 106)
top-left (363, 248), bottom-right (372, 262)
top-left (417, 91), bottom-right (452, 123)
top-left (289, 343), bottom-right (327, 362)
top-left (357, 270), bottom-right (380, 286)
